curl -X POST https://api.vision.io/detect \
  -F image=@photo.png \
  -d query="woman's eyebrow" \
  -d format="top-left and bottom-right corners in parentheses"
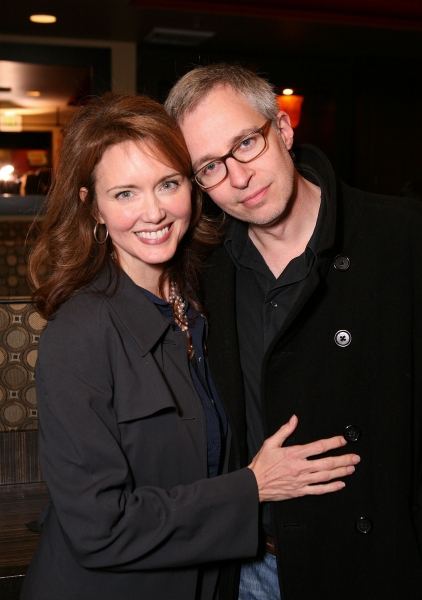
top-left (106, 183), bottom-right (138, 193)
top-left (106, 172), bottom-right (182, 193)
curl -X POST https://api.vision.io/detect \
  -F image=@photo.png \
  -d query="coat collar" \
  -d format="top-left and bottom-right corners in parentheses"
top-left (294, 143), bottom-right (338, 256)
top-left (91, 265), bottom-right (170, 357)
top-left (294, 143), bottom-right (364, 257)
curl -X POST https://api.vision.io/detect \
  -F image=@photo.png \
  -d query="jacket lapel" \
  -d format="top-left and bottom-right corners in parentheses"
top-left (204, 245), bottom-right (248, 467)
top-left (94, 267), bottom-right (170, 356)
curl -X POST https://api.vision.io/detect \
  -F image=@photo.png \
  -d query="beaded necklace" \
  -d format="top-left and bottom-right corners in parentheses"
top-left (168, 281), bottom-right (194, 359)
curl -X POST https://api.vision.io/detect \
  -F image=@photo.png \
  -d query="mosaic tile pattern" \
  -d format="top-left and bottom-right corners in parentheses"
top-left (0, 302), bottom-right (46, 431)
top-left (0, 220), bottom-right (38, 297)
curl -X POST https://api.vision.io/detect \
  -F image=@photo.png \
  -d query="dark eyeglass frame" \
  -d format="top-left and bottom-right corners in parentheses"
top-left (192, 118), bottom-right (273, 190)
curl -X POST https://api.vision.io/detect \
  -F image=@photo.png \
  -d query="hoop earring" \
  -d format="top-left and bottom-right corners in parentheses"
top-left (93, 222), bottom-right (109, 244)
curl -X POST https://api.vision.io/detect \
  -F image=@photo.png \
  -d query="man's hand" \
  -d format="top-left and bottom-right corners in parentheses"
top-left (249, 415), bottom-right (360, 502)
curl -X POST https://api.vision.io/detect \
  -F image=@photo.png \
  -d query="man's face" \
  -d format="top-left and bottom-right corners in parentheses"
top-left (179, 85), bottom-right (295, 226)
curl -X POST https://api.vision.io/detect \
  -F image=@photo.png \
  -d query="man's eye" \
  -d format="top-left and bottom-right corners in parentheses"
top-left (237, 135), bottom-right (257, 152)
top-left (204, 162), bottom-right (218, 174)
top-left (240, 138), bottom-right (253, 147)
top-left (202, 161), bottom-right (225, 179)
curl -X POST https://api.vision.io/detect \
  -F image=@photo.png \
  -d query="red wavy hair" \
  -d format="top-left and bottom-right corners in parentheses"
top-left (29, 93), bottom-right (220, 319)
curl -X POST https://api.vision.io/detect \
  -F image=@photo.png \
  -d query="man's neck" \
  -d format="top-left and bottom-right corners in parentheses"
top-left (248, 174), bottom-right (321, 279)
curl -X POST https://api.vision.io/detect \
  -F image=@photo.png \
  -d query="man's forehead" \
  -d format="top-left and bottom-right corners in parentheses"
top-left (180, 88), bottom-right (265, 168)
top-left (181, 85), bottom-right (260, 123)
top-left (179, 83), bottom-right (241, 123)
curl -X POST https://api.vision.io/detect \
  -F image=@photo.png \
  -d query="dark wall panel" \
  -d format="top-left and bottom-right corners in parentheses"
top-left (137, 45), bottom-right (422, 196)
top-left (0, 42), bottom-right (111, 97)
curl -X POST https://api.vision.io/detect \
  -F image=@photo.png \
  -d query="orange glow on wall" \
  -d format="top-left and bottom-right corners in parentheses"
top-left (277, 94), bottom-right (305, 129)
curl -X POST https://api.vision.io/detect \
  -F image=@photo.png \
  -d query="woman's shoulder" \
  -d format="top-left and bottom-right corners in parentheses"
top-left (35, 289), bottom-right (115, 395)
top-left (46, 265), bottom-right (119, 330)
top-left (59, 286), bottom-right (107, 315)
top-left (41, 289), bottom-right (109, 346)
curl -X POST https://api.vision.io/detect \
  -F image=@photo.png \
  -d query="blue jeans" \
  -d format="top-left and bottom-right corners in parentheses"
top-left (238, 553), bottom-right (281, 600)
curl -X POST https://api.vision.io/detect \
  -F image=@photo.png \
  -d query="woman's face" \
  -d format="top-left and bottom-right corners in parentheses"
top-left (90, 140), bottom-right (192, 288)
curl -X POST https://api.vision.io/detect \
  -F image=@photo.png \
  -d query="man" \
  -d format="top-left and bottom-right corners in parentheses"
top-left (165, 64), bottom-right (422, 599)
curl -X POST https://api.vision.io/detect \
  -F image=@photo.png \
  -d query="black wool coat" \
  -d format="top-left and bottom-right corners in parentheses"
top-left (203, 145), bottom-right (422, 600)
top-left (21, 270), bottom-right (259, 600)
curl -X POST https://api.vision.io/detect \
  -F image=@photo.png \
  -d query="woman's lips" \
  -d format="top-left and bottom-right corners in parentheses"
top-left (135, 224), bottom-right (172, 244)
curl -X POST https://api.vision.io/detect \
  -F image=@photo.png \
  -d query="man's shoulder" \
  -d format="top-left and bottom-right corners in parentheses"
top-left (294, 144), bottom-right (422, 225)
top-left (202, 221), bottom-right (237, 294)
top-left (340, 180), bottom-right (422, 224)
top-left (204, 240), bottom-right (232, 268)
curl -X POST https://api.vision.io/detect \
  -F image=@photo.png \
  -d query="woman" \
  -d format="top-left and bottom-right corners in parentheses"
top-left (21, 94), bottom-right (356, 600)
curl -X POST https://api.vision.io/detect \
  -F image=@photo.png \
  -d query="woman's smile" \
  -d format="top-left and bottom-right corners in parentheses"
top-left (135, 224), bottom-right (171, 242)
top-left (93, 140), bottom-right (192, 287)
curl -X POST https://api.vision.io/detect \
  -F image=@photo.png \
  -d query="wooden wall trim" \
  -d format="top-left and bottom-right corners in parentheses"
top-left (0, 432), bottom-right (43, 485)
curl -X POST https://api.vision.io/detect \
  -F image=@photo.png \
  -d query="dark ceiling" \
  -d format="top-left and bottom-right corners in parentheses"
top-left (0, 0), bottom-right (421, 59)
top-left (0, 1), bottom-right (421, 115)
top-left (0, 1), bottom-right (421, 195)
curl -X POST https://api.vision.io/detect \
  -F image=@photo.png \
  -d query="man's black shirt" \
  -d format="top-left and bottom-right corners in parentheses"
top-left (224, 186), bottom-right (325, 536)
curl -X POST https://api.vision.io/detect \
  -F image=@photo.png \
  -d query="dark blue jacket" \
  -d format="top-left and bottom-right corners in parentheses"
top-left (21, 269), bottom-right (258, 600)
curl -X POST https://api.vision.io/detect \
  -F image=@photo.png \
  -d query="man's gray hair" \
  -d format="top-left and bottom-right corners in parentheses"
top-left (165, 63), bottom-right (279, 124)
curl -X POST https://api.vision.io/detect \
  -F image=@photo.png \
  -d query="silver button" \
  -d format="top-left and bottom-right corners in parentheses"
top-left (334, 330), bottom-right (352, 347)
top-left (270, 301), bottom-right (278, 308)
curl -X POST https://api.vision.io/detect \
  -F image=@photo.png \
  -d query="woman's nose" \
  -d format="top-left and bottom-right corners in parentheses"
top-left (140, 194), bottom-right (166, 223)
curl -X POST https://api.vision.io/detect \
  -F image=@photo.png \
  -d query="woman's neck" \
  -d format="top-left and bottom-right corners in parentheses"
top-left (118, 258), bottom-right (167, 299)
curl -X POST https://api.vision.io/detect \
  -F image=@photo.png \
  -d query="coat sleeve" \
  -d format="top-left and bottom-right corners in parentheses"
top-left (36, 294), bottom-right (259, 572)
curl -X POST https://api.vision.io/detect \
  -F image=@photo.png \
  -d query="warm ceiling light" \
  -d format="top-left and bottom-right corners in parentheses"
top-left (277, 94), bottom-right (305, 129)
top-left (0, 165), bottom-right (14, 181)
top-left (26, 90), bottom-right (41, 97)
top-left (30, 14), bottom-right (57, 24)
top-left (282, 88), bottom-right (294, 95)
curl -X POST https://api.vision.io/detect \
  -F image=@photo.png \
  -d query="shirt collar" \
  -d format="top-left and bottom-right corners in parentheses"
top-left (225, 180), bottom-right (326, 270)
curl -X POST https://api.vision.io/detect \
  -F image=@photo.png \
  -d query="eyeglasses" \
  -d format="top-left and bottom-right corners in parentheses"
top-left (192, 118), bottom-right (273, 190)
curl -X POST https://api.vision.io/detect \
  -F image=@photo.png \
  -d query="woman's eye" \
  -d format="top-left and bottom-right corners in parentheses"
top-left (161, 180), bottom-right (180, 190)
top-left (116, 190), bottom-right (133, 200)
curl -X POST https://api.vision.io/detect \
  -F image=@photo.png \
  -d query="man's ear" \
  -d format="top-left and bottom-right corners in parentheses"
top-left (276, 111), bottom-right (294, 151)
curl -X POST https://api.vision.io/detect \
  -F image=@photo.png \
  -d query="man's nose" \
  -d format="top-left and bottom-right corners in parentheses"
top-left (226, 157), bottom-right (253, 189)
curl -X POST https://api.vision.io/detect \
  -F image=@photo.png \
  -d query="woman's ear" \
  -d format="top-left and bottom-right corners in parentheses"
top-left (276, 111), bottom-right (294, 150)
top-left (80, 187), bottom-right (104, 224)
top-left (79, 187), bottom-right (88, 203)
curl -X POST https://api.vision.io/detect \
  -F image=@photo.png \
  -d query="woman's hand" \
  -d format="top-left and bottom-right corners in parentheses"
top-left (248, 415), bottom-right (360, 502)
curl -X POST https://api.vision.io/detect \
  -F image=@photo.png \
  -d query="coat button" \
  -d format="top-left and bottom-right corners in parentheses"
top-left (355, 517), bottom-right (373, 534)
top-left (343, 424), bottom-right (361, 442)
top-left (334, 330), bottom-right (352, 347)
top-left (334, 255), bottom-right (351, 270)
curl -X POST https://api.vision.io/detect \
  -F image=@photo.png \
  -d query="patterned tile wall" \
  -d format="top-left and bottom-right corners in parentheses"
top-left (0, 303), bottom-right (46, 432)
top-left (0, 220), bottom-right (37, 297)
